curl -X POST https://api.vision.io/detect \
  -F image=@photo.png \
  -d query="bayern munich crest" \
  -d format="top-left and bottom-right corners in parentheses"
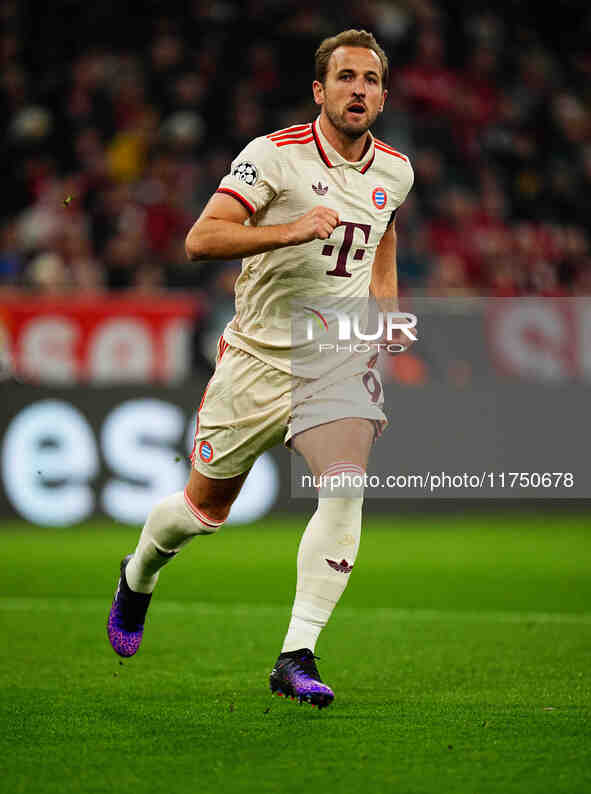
top-left (198, 440), bottom-right (213, 463)
top-left (372, 187), bottom-right (387, 209)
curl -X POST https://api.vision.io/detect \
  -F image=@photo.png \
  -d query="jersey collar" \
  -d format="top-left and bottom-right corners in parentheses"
top-left (312, 117), bottom-right (375, 174)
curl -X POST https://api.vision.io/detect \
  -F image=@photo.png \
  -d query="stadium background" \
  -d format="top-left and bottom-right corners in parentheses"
top-left (1, 0), bottom-right (591, 523)
top-left (2, 0), bottom-right (591, 301)
top-left (1, 5), bottom-right (590, 793)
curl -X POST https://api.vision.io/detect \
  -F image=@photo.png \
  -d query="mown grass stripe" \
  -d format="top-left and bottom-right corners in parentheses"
top-left (1, 597), bottom-right (591, 625)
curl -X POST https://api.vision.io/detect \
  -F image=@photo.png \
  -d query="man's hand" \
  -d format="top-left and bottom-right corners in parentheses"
top-left (187, 197), bottom-right (340, 260)
top-left (284, 206), bottom-right (340, 245)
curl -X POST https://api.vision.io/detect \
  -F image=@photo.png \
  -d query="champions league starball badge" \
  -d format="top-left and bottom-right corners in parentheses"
top-left (232, 162), bottom-right (258, 186)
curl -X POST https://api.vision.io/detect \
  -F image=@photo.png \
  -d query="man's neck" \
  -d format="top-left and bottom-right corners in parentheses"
top-left (318, 113), bottom-right (370, 163)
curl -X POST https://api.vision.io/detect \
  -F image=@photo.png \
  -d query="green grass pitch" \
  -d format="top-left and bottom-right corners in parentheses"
top-left (1, 512), bottom-right (590, 794)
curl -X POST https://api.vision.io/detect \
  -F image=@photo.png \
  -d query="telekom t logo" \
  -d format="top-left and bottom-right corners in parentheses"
top-left (322, 221), bottom-right (371, 278)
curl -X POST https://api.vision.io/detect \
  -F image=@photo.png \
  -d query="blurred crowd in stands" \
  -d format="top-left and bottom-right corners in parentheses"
top-left (2, 0), bottom-right (591, 307)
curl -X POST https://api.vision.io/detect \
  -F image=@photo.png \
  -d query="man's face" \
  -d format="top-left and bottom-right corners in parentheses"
top-left (313, 46), bottom-right (387, 140)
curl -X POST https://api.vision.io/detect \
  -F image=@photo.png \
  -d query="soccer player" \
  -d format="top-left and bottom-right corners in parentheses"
top-left (107, 29), bottom-right (414, 709)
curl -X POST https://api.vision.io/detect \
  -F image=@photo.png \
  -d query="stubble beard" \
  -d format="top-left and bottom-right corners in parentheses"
top-left (324, 101), bottom-right (378, 141)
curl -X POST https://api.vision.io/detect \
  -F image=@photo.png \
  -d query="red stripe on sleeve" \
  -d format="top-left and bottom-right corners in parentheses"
top-left (216, 188), bottom-right (256, 214)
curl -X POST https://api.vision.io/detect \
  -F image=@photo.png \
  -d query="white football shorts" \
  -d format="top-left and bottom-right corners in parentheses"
top-left (190, 337), bottom-right (387, 479)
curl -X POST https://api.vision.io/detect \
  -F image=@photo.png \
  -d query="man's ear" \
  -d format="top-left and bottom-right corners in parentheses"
top-left (379, 89), bottom-right (388, 112)
top-left (312, 80), bottom-right (324, 107)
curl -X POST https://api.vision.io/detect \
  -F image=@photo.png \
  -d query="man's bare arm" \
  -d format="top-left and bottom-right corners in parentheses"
top-left (370, 221), bottom-right (417, 349)
top-left (185, 193), bottom-right (340, 261)
top-left (370, 222), bottom-right (398, 313)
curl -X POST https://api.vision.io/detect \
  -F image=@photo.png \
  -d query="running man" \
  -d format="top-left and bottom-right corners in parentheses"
top-left (108, 29), bottom-right (414, 709)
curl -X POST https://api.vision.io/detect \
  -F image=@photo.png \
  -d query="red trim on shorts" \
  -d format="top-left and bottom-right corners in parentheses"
top-left (190, 336), bottom-right (228, 465)
top-left (218, 335), bottom-right (229, 360)
top-left (198, 379), bottom-right (211, 412)
top-left (183, 488), bottom-right (225, 528)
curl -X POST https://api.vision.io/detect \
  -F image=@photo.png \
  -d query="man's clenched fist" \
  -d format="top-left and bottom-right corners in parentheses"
top-left (284, 206), bottom-right (340, 245)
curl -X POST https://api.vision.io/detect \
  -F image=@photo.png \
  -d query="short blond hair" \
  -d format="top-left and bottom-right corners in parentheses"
top-left (315, 29), bottom-right (389, 88)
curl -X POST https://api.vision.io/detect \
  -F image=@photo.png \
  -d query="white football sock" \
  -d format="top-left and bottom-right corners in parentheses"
top-left (282, 463), bottom-right (365, 653)
top-left (125, 489), bottom-right (225, 594)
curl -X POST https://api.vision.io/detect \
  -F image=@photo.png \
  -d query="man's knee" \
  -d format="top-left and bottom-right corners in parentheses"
top-left (183, 488), bottom-right (230, 534)
top-left (184, 469), bottom-right (246, 532)
top-left (191, 501), bottom-right (231, 531)
top-left (317, 462), bottom-right (366, 502)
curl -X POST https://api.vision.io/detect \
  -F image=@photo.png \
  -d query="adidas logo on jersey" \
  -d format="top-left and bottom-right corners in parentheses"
top-left (325, 558), bottom-right (354, 574)
top-left (312, 181), bottom-right (329, 196)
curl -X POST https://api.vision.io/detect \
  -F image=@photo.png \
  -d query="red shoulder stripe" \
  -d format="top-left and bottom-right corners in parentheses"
top-left (375, 144), bottom-right (407, 162)
top-left (269, 128), bottom-right (312, 141)
top-left (374, 138), bottom-right (402, 152)
top-left (274, 136), bottom-right (314, 147)
top-left (216, 188), bottom-right (255, 214)
top-left (266, 124), bottom-right (311, 138)
top-left (375, 140), bottom-right (407, 161)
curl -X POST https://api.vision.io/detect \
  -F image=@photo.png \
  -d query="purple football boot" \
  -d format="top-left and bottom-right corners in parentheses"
top-left (107, 554), bottom-right (152, 657)
top-left (270, 648), bottom-right (334, 709)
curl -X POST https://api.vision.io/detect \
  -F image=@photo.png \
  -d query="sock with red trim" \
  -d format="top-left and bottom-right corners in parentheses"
top-left (125, 490), bottom-right (224, 594)
top-left (281, 462), bottom-right (365, 653)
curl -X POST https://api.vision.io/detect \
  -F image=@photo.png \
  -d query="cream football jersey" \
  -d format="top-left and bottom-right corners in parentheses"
top-left (216, 116), bottom-right (414, 378)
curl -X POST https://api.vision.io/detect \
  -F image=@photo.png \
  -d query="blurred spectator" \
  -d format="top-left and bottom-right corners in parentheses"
top-left (0, 219), bottom-right (24, 283)
top-left (399, 29), bottom-right (458, 122)
top-left (453, 45), bottom-right (501, 160)
top-left (26, 251), bottom-right (70, 292)
top-left (426, 253), bottom-right (477, 297)
top-left (425, 187), bottom-right (483, 284)
top-left (0, 0), bottom-right (589, 302)
top-left (197, 263), bottom-right (240, 366)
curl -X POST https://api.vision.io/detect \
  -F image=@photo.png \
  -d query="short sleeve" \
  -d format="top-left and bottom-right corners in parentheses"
top-left (396, 160), bottom-right (414, 207)
top-left (217, 136), bottom-right (281, 216)
top-left (387, 159), bottom-right (414, 226)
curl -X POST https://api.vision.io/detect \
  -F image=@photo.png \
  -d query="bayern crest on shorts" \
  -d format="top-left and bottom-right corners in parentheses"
top-left (198, 440), bottom-right (213, 463)
top-left (372, 187), bottom-right (387, 209)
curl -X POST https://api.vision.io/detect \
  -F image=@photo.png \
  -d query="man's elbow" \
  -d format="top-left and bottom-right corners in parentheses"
top-left (185, 239), bottom-right (199, 261)
top-left (185, 227), bottom-right (208, 261)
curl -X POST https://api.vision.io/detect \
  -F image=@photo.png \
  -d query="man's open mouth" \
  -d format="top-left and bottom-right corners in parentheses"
top-left (347, 104), bottom-right (366, 114)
